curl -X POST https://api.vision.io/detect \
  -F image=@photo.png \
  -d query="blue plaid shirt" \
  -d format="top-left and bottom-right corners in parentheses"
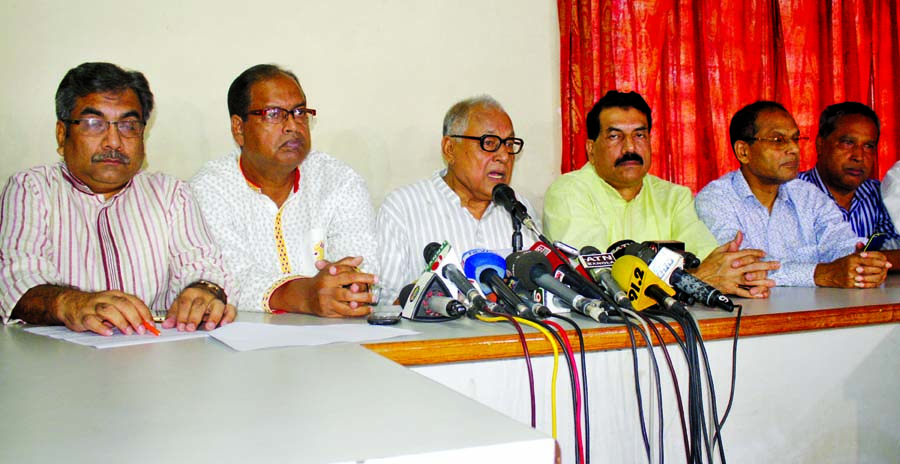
top-left (695, 170), bottom-right (862, 286)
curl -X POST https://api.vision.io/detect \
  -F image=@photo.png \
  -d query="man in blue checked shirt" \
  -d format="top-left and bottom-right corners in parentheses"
top-left (696, 101), bottom-right (891, 288)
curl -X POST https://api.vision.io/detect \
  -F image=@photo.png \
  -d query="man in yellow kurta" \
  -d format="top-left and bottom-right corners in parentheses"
top-left (543, 90), bottom-right (779, 298)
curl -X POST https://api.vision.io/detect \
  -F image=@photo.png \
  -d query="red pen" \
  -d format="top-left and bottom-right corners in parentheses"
top-left (142, 320), bottom-right (161, 336)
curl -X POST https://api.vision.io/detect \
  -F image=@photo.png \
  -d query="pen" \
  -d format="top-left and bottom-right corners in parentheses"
top-left (142, 320), bottom-right (161, 337)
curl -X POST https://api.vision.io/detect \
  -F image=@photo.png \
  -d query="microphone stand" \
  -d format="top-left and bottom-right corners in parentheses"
top-left (511, 215), bottom-right (523, 252)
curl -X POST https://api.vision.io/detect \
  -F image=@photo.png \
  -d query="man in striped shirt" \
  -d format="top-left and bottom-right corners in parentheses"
top-left (798, 102), bottom-right (900, 265)
top-left (377, 96), bottom-right (539, 304)
top-left (0, 62), bottom-right (235, 335)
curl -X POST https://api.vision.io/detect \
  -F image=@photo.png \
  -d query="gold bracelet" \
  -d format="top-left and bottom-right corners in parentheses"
top-left (185, 280), bottom-right (228, 305)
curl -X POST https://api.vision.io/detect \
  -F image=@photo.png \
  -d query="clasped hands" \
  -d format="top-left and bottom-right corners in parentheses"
top-left (270, 256), bottom-right (379, 318)
top-left (691, 231), bottom-right (780, 299)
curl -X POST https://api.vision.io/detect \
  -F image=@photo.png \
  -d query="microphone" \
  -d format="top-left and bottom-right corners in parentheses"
top-left (611, 255), bottom-right (686, 315)
top-left (422, 240), bottom-right (465, 299)
top-left (578, 246), bottom-right (634, 310)
top-left (397, 276), bottom-right (465, 320)
top-left (642, 240), bottom-right (701, 270)
top-left (463, 250), bottom-right (545, 319)
top-left (492, 184), bottom-right (540, 235)
top-left (530, 241), bottom-right (605, 300)
top-left (423, 242), bottom-right (490, 316)
top-left (647, 247), bottom-right (736, 312)
top-left (506, 251), bottom-right (610, 322)
top-left (615, 241), bottom-right (735, 312)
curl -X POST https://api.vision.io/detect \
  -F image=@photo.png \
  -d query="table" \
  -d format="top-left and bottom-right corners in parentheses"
top-left (3, 279), bottom-right (899, 463)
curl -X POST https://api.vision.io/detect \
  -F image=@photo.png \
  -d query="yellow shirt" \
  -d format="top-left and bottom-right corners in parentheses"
top-left (543, 163), bottom-right (718, 259)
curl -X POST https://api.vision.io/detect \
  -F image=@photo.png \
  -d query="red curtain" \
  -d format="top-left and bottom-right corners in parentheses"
top-left (559, 0), bottom-right (900, 193)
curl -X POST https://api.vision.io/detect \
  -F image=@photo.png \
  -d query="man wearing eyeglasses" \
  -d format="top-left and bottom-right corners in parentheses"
top-left (0, 62), bottom-right (235, 334)
top-left (544, 91), bottom-right (777, 298)
top-left (376, 95), bottom-right (539, 304)
top-left (695, 100), bottom-right (890, 287)
top-left (190, 64), bottom-right (378, 317)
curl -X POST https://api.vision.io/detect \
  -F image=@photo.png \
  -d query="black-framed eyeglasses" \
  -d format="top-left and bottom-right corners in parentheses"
top-left (448, 134), bottom-right (524, 155)
top-left (247, 107), bottom-right (317, 125)
top-left (748, 135), bottom-right (809, 146)
top-left (62, 118), bottom-right (145, 138)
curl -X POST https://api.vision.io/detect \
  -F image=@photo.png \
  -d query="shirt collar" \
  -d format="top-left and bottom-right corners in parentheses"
top-left (431, 168), bottom-right (497, 215)
top-left (238, 155), bottom-right (300, 194)
top-left (733, 168), bottom-right (794, 207)
top-left (581, 162), bottom-right (647, 203)
top-left (58, 161), bottom-right (134, 200)
top-left (803, 166), bottom-right (859, 213)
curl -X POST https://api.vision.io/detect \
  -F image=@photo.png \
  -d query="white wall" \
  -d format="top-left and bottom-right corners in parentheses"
top-left (0, 0), bottom-right (561, 210)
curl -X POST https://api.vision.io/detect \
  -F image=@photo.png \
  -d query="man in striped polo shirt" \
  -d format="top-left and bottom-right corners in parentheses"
top-left (0, 62), bottom-right (235, 335)
top-left (798, 102), bottom-right (900, 266)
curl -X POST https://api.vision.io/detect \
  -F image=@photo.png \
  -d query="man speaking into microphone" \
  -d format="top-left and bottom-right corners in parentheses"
top-left (376, 96), bottom-right (540, 304)
top-left (543, 90), bottom-right (779, 298)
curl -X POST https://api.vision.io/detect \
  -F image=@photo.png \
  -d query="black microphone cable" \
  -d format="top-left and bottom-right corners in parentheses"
top-left (646, 305), bottom-right (718, 464)
top-left (712, 305), bottom-right (743, 455)
top-left (476, 308), bottom-right (537, 428)
top-left (636, 310), bottom-right (690, 463)
top-left (606, 306), bottom-right (655, 462)
top-left (686, 310), bottom-right (730, 463)
top-left (639, 311), bottom-right (691, 462)
top-left (549, 313), bottom-right (591, 464)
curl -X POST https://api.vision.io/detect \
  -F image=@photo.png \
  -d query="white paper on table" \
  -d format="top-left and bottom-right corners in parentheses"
top-left (209, 321), bottom-right (419, 351)
top-left (24, 325), bottom-right (208, 349)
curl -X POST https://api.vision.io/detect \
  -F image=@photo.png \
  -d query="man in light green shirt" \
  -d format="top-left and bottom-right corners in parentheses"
top-left (544, 90), bottom-right (779, 298)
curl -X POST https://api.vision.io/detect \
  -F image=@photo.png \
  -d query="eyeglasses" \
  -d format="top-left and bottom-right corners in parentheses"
top-left (448, 134), bottom-right (524, 155)
top-left (748, 135), bottom-right (809, 147)
top-left (247, 107), bottom-right (317, 125)
top-left (63, 118), bottom-right (145, 138)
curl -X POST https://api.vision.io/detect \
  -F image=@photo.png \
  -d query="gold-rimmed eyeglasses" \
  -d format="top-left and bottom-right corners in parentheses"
top-left (247, 107), bottom-right (317, 125)
top-left (62, 118), bottom-right (145, 138)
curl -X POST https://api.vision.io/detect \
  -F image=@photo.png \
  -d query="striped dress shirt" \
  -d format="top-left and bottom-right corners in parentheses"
top-left (0, 162), bottom-right (233, 324)
top-left (798, 167), bottom-right (900, 247)
top-left (376, 169), bottom-right (540, 304)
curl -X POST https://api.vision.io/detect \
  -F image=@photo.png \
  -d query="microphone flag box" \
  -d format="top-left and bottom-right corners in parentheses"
top-left (401, 271), bottom-right (458, 321)
top-left (578, 252), bottom-right (616, 270)
top-left (648, 247), bottom-right (684, 283)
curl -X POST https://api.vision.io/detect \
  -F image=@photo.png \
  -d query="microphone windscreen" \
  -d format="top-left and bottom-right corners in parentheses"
top-left (607, 239), bottom-right (637, 258)
top-left (579, 245), bottom-right (602, 255)
top-left (611, 255), bottom-right (675, 310)
top-left (398, 283), bottom-right (415, 309)
top-left (462, 251), bottom-right (507, 294)
top-left (423, 242), bottom-right (442, 263)
top-left (506, 251), bottom-right (551, 291)
top-left (492, 183), bottom-right (517, 210)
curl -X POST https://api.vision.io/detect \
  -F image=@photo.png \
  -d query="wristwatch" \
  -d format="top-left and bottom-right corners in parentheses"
top-left (186, 280), bottom-right (228, 305)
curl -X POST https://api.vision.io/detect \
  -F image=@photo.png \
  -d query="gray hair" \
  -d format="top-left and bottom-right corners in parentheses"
top-left (442, 95), bottom-right (507, 136)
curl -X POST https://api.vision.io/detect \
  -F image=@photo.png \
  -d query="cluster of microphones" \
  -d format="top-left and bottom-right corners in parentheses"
top-left (397, 184), bottom-right (735, 323)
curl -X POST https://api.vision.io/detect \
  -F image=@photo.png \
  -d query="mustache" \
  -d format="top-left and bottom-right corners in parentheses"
top-left (91, 150), bottom-right (131, 164)
top-left (614, 152), bottom-right (644, 167)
